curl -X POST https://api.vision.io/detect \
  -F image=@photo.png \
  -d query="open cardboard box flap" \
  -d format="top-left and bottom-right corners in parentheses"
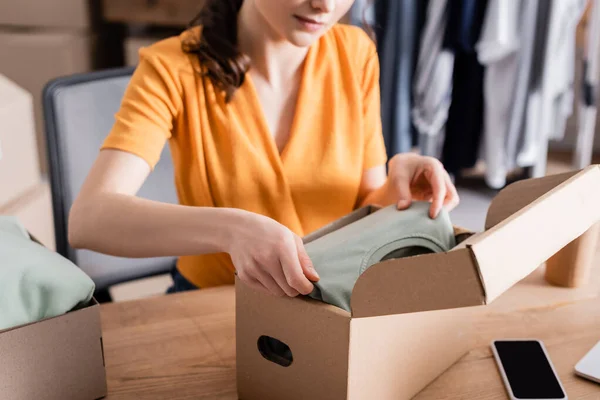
top-left (342, 166), bottom-right (600, 318)
top-left (238, 167), bottom-right (600, 400)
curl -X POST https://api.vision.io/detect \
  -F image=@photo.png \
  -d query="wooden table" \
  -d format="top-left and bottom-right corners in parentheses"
top-left (100, 286), bottom-right (600, 399)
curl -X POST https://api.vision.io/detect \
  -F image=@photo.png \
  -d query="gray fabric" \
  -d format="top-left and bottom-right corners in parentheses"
top-left (0, 217), bottom-right (95, 330)
top-left (50, 74), bottom-right (178, 289)
top-left (515, 0), bottom-right (552, 168)
top-left (305, 202), bottom-right (456, 312)
top-left (349, 0), bottom-right (375, 27)
top-left (476, 0), bottom-right (524, 189)
top-left (574, 0), bottom-right (600, 169)
top-left (413, 0), bottom-right (454, 158)
top-left (518, 0), bottom-right (586, 175)
top-left (353, 0), bottom-right (421, 156)
top-left (376, 0), bottom-right (417, 156)
top-left (544, 0), bottom-right (587, 141)
top-left (504, 0), bottom-right (539, 173)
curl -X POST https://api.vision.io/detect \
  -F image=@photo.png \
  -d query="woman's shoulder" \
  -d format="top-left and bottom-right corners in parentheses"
top-left (328, 23), bottom-right (374, 47)
top-left (136, 27), bottom-right (202, 73)
top-left (325, 24), bottom-right (378, 67)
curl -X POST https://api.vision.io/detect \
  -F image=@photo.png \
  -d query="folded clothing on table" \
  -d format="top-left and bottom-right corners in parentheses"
top-left (0, 216), bottom-right (95, 331)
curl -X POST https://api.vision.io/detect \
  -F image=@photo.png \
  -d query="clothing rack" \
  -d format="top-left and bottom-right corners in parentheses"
top-left (350, 0), bottom-right (600, 188)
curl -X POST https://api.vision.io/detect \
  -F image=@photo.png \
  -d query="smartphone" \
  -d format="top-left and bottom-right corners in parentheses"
top-left (491, 339), bottom-right (567, 400)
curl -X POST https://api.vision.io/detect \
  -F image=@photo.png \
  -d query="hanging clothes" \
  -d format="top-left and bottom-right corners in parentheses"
top-left (532, 0), bottom-right (587, 177)
top-left (413, 0), bottom-right (454, 159)
top-left (545, 0), bottom-right (588, 142)
top-left (475, 0), bottom-right (529, 189)
top-left (520, 0), bottom-right (587, 177)
top-left (374, 0), bottom-right (418, 157)
top-left (348, 0), bottom-right (375, 27)
top-left (514, 0), bottom-right (553, 170)
top-left (411, 0), bottom-right (432, 146)
top-left (503, 0), bottom-right (541, 175)
top-left (440, 0), bottom-right (489, 175)
top-left (349, 0), bottom-right (424, 158)
top-left (574, 0), bottom-right (600, 169)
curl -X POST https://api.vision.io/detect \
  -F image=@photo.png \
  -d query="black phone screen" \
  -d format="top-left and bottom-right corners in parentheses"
top-left (494, 340), bottom-right (565, 399)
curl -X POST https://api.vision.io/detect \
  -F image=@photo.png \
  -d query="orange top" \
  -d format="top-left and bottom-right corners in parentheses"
top-left (101, 24), bottom-right (388, 288)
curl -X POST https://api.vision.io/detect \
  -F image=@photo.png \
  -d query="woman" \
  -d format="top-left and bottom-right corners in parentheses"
top-left (69, 0), bottom-right (459, 297)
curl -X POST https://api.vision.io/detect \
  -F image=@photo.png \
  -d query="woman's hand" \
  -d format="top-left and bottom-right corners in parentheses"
top-left (227, 211), bottom-right (319, 297)
top-left (384, 153), bottom-right (459, 218)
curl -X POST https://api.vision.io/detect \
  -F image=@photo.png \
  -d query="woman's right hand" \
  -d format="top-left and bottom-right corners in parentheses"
top-left (227, 211), bottom-right (320, 297)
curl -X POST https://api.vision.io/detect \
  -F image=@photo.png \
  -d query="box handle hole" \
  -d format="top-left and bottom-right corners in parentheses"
top-left (257, 336), bottom-right (293, 367)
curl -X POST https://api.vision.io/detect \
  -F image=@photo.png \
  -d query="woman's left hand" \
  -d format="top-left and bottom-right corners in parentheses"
top-left (385, 153), bottom-right (460, 219)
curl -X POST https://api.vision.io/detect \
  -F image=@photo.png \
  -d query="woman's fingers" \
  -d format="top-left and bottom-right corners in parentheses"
top-left (271, 266), bottom-right (300, 297)
top-left (294, 235), bottom-right (319, 282)
top-left (237, 259), bottom-right (287, 298)
top-left (280, 238), bottom-right (314, 295)
top-left (236, 270), bottom-right (271, 296)
top-left (391, 173), bottom-right (413, 210)
top-left (425, 161), bottom-right (447, 219)
top-left (230, 215), bottom-right (317, 298)
top-left (254, 267), bottom-right (287, 297)
top-left (396, 183), bottom-right (413, 210)
top-left (443, 171), bottom-right (460, 211)
top-left (269, 235), bottom-right (318, 297)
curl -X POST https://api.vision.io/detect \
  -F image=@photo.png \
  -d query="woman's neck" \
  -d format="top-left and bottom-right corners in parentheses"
top-left (237, 1), bottom-right (308, 88)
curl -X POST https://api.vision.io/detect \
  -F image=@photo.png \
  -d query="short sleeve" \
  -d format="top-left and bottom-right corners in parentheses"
top-left (361, 46), bottom-right (388, 170)
top-left (101, 48), bottom-right (183, 169)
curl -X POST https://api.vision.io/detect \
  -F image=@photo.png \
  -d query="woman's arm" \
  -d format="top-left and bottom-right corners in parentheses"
top-left (354, 31), bottom-right (459, 218)
top-left (69, 149), bottom-right (234, 258)
top-left (356, 165), bottom-right (389, 208)
top-left (69, 149), bottom-right (318, 296)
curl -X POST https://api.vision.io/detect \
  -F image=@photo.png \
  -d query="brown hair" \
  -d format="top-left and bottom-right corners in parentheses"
top-left (182, 0), bottom-right (375, 103)
top-left (182, 0), bottom-right (250, 103)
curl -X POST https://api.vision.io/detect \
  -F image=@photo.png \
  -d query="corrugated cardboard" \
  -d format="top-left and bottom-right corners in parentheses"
top-left (0, 0), bottom-right (91, 30)
top-left (0, 236), bottom-right (107, 400)
top-left (0, 74), bottom-right (41, 207)
top-left (236, 166), bottom-right (600, 399)
top-left (103, 0), bottom-right (205, 26)
top-left (0, 300), bottom-right (107, 400)
top-left (0, 181), bottom-right (55, 251)
top-left (0, 30), bottom-right (93, 173)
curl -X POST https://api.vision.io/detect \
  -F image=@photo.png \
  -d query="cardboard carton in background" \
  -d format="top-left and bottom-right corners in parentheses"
top-left (0, 30), bottom-right (94, 173)
top-left (0, 182), bottom-right (55, 251)
top-left (0, 74), bottom-right (41, 207)
top-left (103, 0), bottom-right (205, 26)
top-left (237, 166), bottom-right (600, 400)
top-left (0, 0), bottom-right (92, 30)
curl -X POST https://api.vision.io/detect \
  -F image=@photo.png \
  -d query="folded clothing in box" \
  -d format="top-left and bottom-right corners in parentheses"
top-left (306, 202), bottom-right (456, 311)
top-left (0, 216), bottom-right (95, 330)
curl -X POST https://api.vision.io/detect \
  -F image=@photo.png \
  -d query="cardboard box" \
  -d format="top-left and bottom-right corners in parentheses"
top-left (236, 166), bottom-right (600, 399)
top-left (0, 181), bottom-right (55, 251)
top-left (124, 36), bottom-right (161, 66)
top-left (0, 74), bottom-right (41, 207)
top-left (0, 0), bottom-right (91, 30)
top-left (103, 0), bottom-right (205, 26)
top-left (0, 237), bottom-right (107, 400)
top-left (0, 30), bottom-right (93, 173)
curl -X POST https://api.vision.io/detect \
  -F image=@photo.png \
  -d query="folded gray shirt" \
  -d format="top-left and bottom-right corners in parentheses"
top-left (305, 202), bottom-right (456, 312)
